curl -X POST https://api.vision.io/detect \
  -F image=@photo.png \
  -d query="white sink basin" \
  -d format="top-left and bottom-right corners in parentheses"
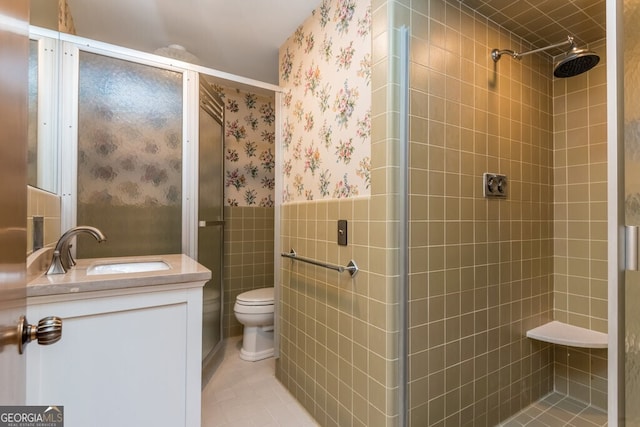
top-left (86, 260), bottom-right (171, 275)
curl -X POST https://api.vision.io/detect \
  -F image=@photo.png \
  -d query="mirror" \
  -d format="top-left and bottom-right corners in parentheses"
top-left (27, 0), bottom-right (68, 194)
top-left (27, 39), bottom-right (38, 190)
top-left (28, 35), bottom-right (59, 195)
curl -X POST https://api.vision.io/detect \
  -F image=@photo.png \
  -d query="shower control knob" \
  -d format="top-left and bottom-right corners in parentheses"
top-left (486, 176), bottom-right (496, 193)
top-left (497, 177), bottom-right (506, 194)
top-left (483, 172), bottom-right (508, 198)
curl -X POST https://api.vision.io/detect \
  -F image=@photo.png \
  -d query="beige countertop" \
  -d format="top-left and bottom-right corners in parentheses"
top-left (28, 253), bottom-right (211, 298)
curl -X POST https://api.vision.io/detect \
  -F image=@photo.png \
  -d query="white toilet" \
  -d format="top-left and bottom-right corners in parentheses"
top-left (233, 287), bottom-right (275, 361)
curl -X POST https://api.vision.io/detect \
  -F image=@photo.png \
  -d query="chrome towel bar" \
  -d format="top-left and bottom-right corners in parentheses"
top-left (281, 249), bottom-right (359, 277)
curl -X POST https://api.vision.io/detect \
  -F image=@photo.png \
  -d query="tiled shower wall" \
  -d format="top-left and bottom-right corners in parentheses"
top-left (406, 1), bottom-right (555, 425)
top-left (552, 38), bottom-right (608, 409)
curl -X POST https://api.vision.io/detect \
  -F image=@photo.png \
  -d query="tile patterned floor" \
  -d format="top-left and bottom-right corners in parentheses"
top-left (203, 338), bottom-right (606, 427)
top-left (201, 336), bottom-right (318, 427)
top-left (500, 392), bottom-right (607, 427)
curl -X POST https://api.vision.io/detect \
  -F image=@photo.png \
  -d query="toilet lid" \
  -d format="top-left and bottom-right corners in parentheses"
top-left (236, 287), bottom-right (274, 306)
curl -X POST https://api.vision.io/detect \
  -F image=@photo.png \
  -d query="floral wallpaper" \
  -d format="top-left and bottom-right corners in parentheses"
top-left (279, 0), bottom-right (371, 202)
top-left (212, 85), bottom-right (276, 207)
top-left (59, 0), bottom-right (76, 34)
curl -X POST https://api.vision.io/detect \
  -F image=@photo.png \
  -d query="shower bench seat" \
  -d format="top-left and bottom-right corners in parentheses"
top-left (526, 320), bottom-right (608, 348)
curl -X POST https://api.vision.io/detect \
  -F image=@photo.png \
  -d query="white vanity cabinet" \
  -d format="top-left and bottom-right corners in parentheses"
top-left (25, 254), bottom-right (209, 427)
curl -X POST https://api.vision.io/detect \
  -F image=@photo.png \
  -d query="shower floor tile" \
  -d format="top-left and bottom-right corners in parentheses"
top-left (500, 392), bottom-right (607, 427)
top-left (201, 336), bottom-right (318, 427)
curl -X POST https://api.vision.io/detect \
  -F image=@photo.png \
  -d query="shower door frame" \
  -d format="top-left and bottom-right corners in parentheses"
top-left (56, 35), bottom-right (199, 243)
top-left (195, 75), bottom-right (226, 378)
top-left (51, 29), bottom-right (286, 365)
top-left (53, 31), bottom-right (283, 253)
top-left (606, 0), bottom-right (623, 424)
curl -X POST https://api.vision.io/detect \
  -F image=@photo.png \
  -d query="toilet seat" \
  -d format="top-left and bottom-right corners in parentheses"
top-left (236, 287), bottom-right (274, 306)
top-left (233, 303), bottom-right (273, 315)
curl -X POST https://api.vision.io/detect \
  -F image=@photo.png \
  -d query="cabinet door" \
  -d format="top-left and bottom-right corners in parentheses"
top-left (26, 290), bottom-right (201, 427)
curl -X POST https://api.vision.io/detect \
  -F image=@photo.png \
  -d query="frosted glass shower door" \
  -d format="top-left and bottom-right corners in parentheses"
top-left (198, 79), bottom-right (224, 363)
top-left (75, 51), bottom-right (184, 258)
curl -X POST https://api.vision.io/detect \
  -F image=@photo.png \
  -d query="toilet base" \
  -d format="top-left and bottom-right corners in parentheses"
top-left (239, 325), bottom-right (274, 362)
top-left (239, 346), bottom-right (274, 362)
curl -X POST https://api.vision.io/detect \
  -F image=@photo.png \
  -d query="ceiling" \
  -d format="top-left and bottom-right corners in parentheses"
top-left (65, 0), bottom-right (322, 85)
top-left (460, 0), bottom-right (606, 54)
top-left (61, 0), bottom-right (605, 86)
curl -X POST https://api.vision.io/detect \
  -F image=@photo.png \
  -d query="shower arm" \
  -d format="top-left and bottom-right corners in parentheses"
top-left (491, 36), bottom-right (575, 62)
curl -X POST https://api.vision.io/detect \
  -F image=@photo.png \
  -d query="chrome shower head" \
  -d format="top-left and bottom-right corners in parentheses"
top-left (553, 46), bottom-right (600, 78)
top-left (491, 35), bottom-right (600, 78)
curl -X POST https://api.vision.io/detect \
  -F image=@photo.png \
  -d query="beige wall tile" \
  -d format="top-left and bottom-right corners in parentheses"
top-left (26, 185), bottom-right (61, 255)
top-left (223, 206), bottom-right (275, 337)
top-left (553, 41), bottom-right (608, 356)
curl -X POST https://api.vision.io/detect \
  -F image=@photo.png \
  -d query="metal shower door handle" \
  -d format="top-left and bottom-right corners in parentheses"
top-left (626, 225), bottom-right (639, 271)
top-left (198, 220), bottom-right (225, 227)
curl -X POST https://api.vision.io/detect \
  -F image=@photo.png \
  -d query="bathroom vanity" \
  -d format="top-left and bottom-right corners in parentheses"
top-left (26, 254), bottom-right (210, 427)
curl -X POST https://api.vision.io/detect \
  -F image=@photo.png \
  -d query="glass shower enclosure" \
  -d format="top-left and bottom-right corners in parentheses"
top-left (66, 43), bottom-right (225, 379)
top-left (198, 76), bottom-right (225, 376)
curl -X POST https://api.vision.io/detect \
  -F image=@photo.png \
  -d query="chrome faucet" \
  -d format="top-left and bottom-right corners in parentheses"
top-left (46, 226), bottom-right (107, 275)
